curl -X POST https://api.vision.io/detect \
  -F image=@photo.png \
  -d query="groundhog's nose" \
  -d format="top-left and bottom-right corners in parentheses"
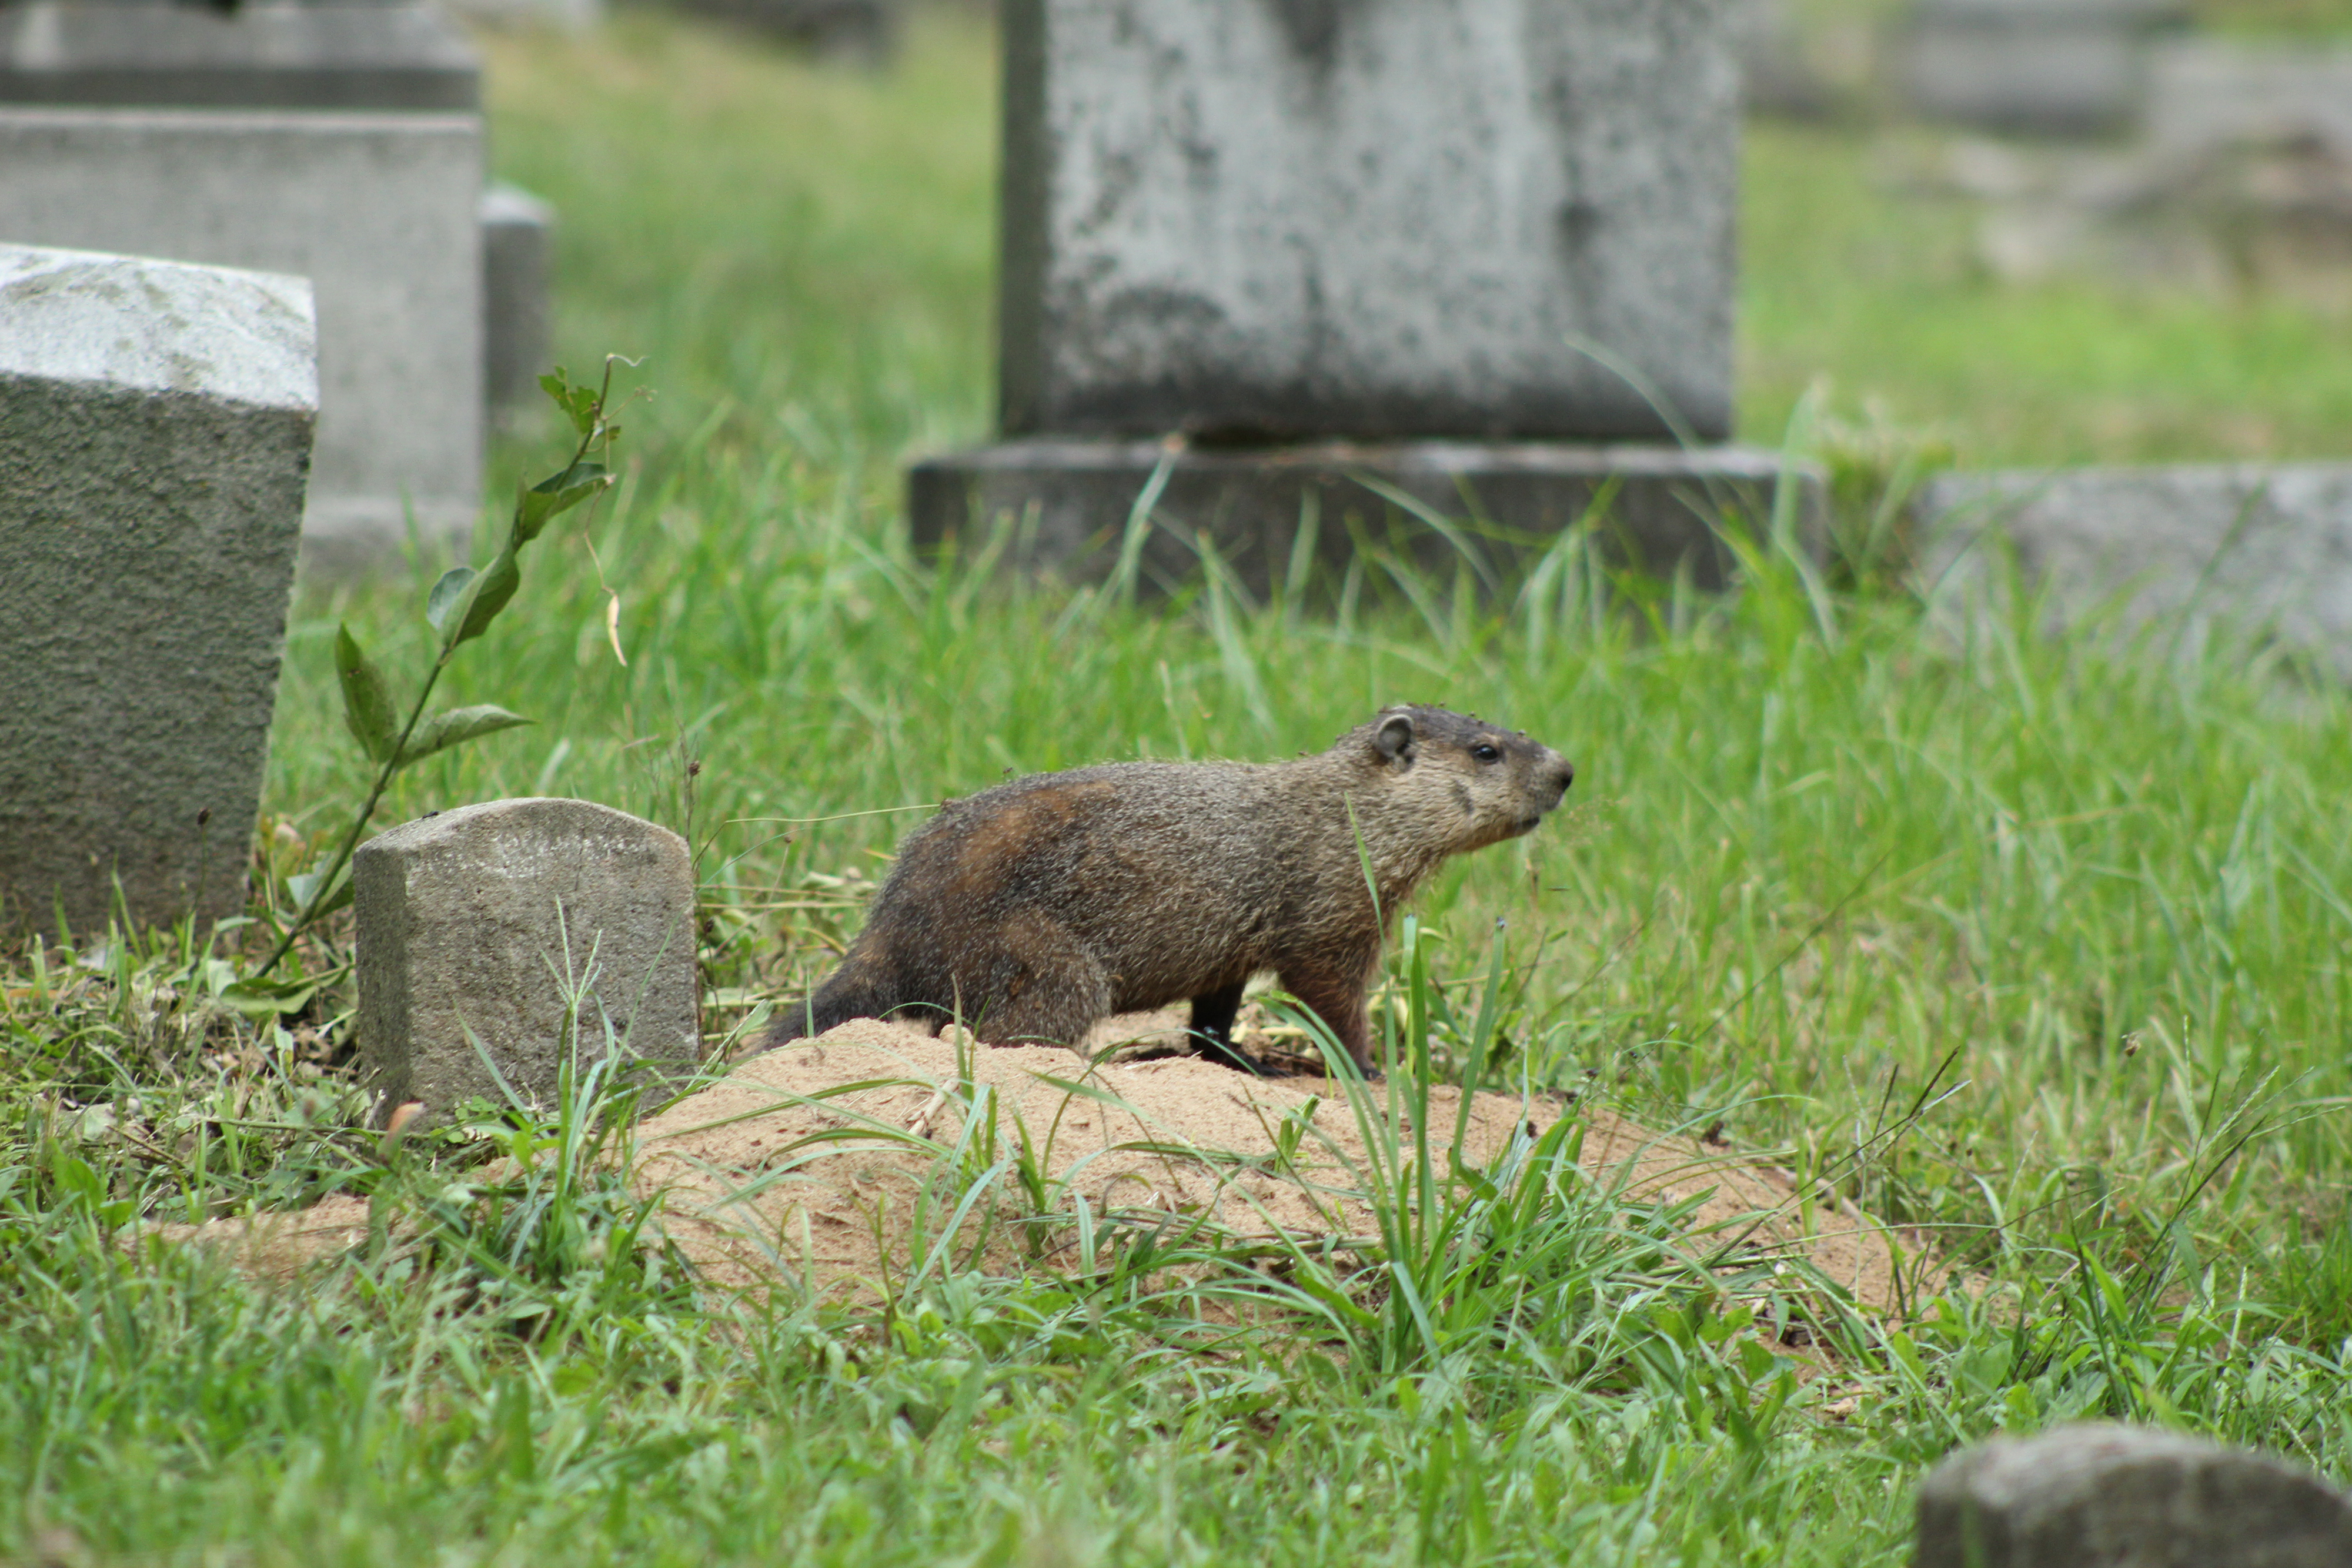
top-left (1552, 757), bottom-right (1575, 794)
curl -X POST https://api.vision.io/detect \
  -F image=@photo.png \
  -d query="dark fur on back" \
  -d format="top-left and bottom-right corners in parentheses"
top-left (766, 706), bottom-right (1573, 1074)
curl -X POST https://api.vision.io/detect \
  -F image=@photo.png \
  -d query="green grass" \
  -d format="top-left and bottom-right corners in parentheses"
top-left (8, 8), bottom-right (2352, 1564)
top-left (479, 8), bottom-right (995, 467)
top-left (2195, 0), bottom-right (2352, 35)
top-left (1740, 126), bottom-right (2352, 464)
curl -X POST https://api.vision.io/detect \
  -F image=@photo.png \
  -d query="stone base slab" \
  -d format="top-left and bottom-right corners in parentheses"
top-left (1914, 463), bottom-right (2352, 667)
top-left (908, 439), bottom-right (1819, 597)
top-left (299, 494), bottom-right (477, 580)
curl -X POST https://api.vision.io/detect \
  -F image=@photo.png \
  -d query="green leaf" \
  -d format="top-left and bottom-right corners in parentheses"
top-left (335, 623), bottom-right (400, 764)
top-left (393, 704), bottom-right (533, 770)
top-left (515, 460), bottom-right (611, 541)
top-left (426, 565), bottom-right (477, 635)
top-left (52, 1152), bottom-right (103, 1206)
top-left (218, 977), bottom-right (322, 1019)
top-left (450, 547), bottom-right (522, 648)
top-left (287, 868), bottom-right (355, 920)
top-left (539, 368), bottom-right (599, 436)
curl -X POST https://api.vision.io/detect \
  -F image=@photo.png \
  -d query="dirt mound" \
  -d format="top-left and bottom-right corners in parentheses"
top-left (161, 1015), bottom-right (1941, 1321)
top-left (152, 1194), bottom-right (376, 1282)
top-left (639, 1018), bottom-right (1935, 1317)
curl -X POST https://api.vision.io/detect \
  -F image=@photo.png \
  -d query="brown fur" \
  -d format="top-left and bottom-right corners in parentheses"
top-left (766, 706), bottom-right (1573, 1074)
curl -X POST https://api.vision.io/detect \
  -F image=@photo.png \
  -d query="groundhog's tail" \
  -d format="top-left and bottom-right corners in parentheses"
top-left (764, 966), bottom-right (890, 1049)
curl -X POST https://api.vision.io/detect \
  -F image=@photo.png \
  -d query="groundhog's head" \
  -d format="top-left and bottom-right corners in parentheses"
top-left (1347, 705), bottom-right (1575, 854)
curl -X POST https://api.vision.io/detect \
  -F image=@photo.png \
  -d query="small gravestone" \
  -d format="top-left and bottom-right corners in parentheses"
top-left (912, 0), bottom-right (1818, 594)
top-left (1915, 463), bottom-right (2352, 669)
top-left (0, 242), bottom-right (316, 934)
top-left (355, 799), bottom-right (702, 1125)
top-left (1917, 1424), bottom-right (2352, 1567)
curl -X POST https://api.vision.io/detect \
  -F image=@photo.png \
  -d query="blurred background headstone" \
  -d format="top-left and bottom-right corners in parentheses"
top-left (439, 0), bottom-right (604, 33)
top-left (0, 0), bottom-right (559, 571)
top-left (1899, 0), bottom-right (2187, 136)
top-left (1736, 0), bottom-right (1837, 118)
top-left (2146, 38), bottom-right (2352, 156)
top-left (0, 0), bottom-right (479, 105)
top-left (1915, 463), bottom-right (2352, 668)
top-left (480, 179), bottom-right (554, 420)
top-left (645, 0), bottom-right (897, 63)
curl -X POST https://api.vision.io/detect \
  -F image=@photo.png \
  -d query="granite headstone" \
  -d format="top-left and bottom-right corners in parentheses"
top-left (354, 799), bottom-right (703, 1125)
top-left (911, 0), bottom-right (1819, 594)
top-left (0, 242), bottom-right (316, 932)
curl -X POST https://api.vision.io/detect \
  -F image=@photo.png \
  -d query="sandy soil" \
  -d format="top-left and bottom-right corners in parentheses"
top-left (161, 1012), bottom-right (1942, 1326)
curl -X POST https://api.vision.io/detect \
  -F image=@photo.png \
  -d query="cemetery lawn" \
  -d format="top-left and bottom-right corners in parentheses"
top-left (8, 9), bottom-right (2352, 1565)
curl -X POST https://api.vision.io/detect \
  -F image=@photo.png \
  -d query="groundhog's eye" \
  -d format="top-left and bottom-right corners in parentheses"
top-left (1472, 743), bottom-right (1501, 763)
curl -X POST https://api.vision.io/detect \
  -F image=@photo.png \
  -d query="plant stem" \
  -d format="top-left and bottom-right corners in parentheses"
top-left (254, 658), bottom-right (449, 978)
top-left (253, 362), bottom-right (622, 978)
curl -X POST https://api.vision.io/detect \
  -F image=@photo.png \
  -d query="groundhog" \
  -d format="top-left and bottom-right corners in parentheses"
top-left (767, 705), bottom-right (1573, 1075)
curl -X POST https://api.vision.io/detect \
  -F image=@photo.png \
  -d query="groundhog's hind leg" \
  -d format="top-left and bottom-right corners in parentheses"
top-left (969, 916), bottom-right (1112, 1051)
top-left (1187, 981), bottom-right (1257, 1074)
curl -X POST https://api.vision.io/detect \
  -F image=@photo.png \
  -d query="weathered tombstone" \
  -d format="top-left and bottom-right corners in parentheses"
top-left (911, 0), bottom-right (1816, 595)
top-left (1899, 0), bottom-right (2184, 137)
top-left (1914, 463), bottom-right (2352, 669)
top-left (0, 242), bottom-right (316, 934)
top-left (354, 799), bottom-right (702, 1125)
top-left (0, 0), bottom-right (557, 567)
top-left (1917, 1424), bottom-right (2352, 1567)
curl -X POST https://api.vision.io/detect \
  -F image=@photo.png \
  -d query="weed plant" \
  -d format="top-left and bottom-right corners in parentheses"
top-left (7, 9), bottom-right (2352, 1564)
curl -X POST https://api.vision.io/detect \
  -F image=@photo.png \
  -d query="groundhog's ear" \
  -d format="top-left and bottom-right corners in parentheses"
top-left (1374, 712), bottom-right (1416, 763)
